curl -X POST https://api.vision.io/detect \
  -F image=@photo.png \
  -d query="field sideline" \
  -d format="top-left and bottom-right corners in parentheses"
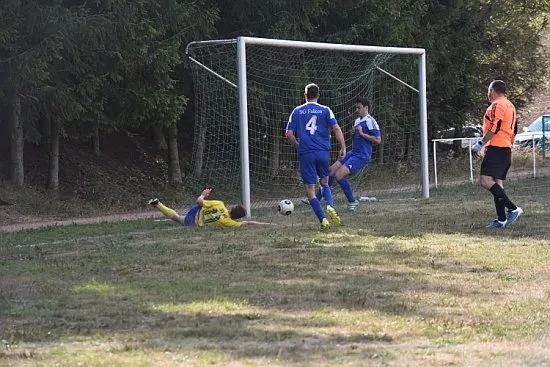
top-left (1, 177), bottom-right (550, 366)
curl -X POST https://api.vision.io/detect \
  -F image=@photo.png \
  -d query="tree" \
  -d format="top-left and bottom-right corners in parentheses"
top-left (0, 0), bottom-right (68, 186)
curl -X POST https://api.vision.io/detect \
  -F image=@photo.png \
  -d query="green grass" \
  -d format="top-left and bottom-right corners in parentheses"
top-left (1, 177), bottom-right (550, 366)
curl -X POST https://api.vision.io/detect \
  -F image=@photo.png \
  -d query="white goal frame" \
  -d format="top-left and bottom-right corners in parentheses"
top-left (186, 36), bottom-right (429, 217)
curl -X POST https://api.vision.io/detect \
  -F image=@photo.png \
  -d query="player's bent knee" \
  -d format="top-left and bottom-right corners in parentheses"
top-left (479, 175), bottom-right (494, 189)
top-left (334, 168), bottom-right (349, 181)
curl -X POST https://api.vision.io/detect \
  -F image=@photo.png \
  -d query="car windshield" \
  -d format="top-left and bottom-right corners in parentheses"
top-left (526, 116), bottom-right (550, 132)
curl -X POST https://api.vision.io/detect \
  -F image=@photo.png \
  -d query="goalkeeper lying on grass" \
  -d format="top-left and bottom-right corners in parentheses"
top-left (149, 187), bottom-right (273, 227)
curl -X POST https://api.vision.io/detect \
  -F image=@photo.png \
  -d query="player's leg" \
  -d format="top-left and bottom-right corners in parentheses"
top-left (300, 152), bottom-right (329, 229)
top-left (480, 147), bottom-right (511, 228)
top-left (316, 152), bottom-right (335, 208)
top-left (317, 152), bottom-right (341, 226)
top-left (315, 161), bottom-right (340, 201)
top-left (335, 153), bottom-right (367, 211)
top-left (496, 149), bottom-right (522, 227)
top-left (494, 178), bottom-right (517, 211)
top-left (333, 165), bottom-right (357, 210)
top-left (149, 199), bottom-right (185, 225)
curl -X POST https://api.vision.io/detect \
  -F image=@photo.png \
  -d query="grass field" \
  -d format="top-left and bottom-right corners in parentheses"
top-left (1, 177), bottom-right (550, 366)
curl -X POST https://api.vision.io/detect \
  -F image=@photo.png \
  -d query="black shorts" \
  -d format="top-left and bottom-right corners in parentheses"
top-left (480, 146), bottom-right (511, 180)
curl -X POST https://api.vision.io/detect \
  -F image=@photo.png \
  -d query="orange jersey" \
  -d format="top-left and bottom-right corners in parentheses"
top-left (482, 96), bottom-right (517, 148)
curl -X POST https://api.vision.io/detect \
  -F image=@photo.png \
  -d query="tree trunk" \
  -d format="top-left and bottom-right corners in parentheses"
top-left (167, 123), bottom-right (182, 183)
top-left (41, 117), bottom-right (51, 153)
top-left (193, 121), bottom-right (206, 177)
top-left (49, 119), bottom-right (60, 190)
top-left (92, 122), bottom-right (101, 156)
top-left (153, 124), bottom-right (167, 151)
top-left (8, 92), bottom-right (24, 186)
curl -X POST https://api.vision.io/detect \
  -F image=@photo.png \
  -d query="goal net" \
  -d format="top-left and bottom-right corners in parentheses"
top-left (185, 37), bottom-right (428, 214)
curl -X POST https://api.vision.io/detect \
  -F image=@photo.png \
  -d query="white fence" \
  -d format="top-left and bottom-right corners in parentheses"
top-left (432, 134), bottom-right (548, 188)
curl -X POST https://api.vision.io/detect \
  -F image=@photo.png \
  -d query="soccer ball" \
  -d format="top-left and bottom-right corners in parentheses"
top-left (278, 199), bottom-right (294, 215)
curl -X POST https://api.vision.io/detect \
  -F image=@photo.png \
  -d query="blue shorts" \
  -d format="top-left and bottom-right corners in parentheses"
top-left (339, 151), bottom-right (370, 175)
top-left (299, 151), bottom-right (330, 185)
top-left (184, 205), bottom-right (200, 226)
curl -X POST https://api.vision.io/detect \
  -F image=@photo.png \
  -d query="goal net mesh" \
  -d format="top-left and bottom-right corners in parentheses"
top-left (186, 40), bottom-right (421, 211)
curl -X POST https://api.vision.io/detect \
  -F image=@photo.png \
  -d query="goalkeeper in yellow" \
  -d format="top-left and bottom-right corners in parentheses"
top-left (149, 187), bottom-right (272, 227)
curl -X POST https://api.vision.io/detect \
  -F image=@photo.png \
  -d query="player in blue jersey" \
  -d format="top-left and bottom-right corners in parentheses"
top-left (285, 83), bottom-right (347, 230)
top-left (317, 97), bottom-right (381, 211)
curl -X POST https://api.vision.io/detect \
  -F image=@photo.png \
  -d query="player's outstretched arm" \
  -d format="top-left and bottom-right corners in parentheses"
top-left (239, 220), bottom-right (276, 226)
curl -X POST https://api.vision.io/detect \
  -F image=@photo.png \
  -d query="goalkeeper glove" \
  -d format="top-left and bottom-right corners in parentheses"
top-left (471, 140), bottom-right (484, 158)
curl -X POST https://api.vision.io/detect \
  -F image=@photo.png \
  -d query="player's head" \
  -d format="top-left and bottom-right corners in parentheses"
top-left (355, 97), bottom-right (370, 118)
top-left (229, 205), bottom-right (246, 220)
top-left (488, 80), bottom-right (506, 102)
top-left (304, 83), bottom-right (319, 101)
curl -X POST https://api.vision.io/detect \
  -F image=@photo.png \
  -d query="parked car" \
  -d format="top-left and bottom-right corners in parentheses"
top-left (435, 125), bottom-right (483, 148)
top-left (514, 115), bottom-right (550, 148)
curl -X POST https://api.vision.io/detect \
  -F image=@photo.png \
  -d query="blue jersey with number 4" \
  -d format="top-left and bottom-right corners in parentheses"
top-left (286, 102), bottom-right (337, 154)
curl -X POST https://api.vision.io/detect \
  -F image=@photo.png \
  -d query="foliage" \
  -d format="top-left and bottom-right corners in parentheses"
top-left (0, 0), bottom-right (549, 187)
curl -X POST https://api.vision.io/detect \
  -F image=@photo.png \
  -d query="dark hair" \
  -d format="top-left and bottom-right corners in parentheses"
top-left (230, 205), bottom-right (246, 219)
top-left (490, 80), bottom-right (506, 94)
top-left (355, 97), bottom-right (370, 108)
top-left (305, 83), bottom-right (319, 100)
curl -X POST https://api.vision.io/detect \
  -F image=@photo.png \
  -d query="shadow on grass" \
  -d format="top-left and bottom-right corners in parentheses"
top-left (1, 176), bottom-right (550, 363)
top-left (1, 233), bottom-right (498, 341)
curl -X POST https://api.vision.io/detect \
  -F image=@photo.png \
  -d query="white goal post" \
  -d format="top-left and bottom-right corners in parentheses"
top-left (186, 37), bottom-right (429, 217)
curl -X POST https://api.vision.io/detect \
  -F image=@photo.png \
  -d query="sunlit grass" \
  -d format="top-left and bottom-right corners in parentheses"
top-left (149, 299), bottom-right (255, 314)
top-left (1, 177), bottom-right (550, 366)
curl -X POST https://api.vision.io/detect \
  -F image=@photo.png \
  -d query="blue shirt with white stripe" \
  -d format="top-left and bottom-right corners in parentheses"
top-left (286, 102), bottom-right (338, 154)
top-left (352, 114), bottom-right (380, 160)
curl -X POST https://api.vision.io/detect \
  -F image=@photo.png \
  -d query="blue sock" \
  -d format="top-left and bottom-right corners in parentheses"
top-left (315, 187), bottom-right (322, 201)
top-left (309, 198), bottom-right (326, 222)
top-left (328, 175), bottom-right (335, 187)
top-left (321, 184), bottom-right (334, 207)
top-left (338, 178), bottom-right (356, 203)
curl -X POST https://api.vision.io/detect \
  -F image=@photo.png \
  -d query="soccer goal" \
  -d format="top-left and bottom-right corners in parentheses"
top-left (185, 37), bottom-right (428, 216)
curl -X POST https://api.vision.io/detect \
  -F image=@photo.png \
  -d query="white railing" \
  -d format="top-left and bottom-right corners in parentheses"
top-left (432, 134), bottom-right (547, 188)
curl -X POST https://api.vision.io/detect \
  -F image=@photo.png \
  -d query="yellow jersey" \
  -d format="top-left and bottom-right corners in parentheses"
top-left (198, 200), bottom-right (242, 228)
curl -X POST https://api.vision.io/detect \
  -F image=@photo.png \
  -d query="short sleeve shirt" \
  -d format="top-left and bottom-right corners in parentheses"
top-left (483, 96), bottom-right (517, 148)
top-left (286, 102), bottom-right (338, 154)
top-left (198, 200), bottom-right (242, 227)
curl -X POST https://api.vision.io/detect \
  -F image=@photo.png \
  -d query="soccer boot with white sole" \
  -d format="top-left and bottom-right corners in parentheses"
top-left (505, 207), bottom-right (523, 228)
top-left (485, 219), bottom-right (506, 229)
top-left (326, 205), bottom-right (342, 226)
top-left (346, 200), bottom-right (360, 212)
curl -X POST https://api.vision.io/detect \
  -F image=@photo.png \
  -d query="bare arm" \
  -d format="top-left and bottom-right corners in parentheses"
top-left (357, 125), bottom-right (382, 145)
top-left (331, 124), bottom-right (347, 159)
top-left (196, 187), bottom-right (213, 206)
top-left (480, 130), bottom-right (495, 144)
top-left (285, 130), bottom-right (299, 149)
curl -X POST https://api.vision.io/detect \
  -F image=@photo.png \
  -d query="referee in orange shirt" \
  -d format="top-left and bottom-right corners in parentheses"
top-left (471, 80), bottom-right (523, 228)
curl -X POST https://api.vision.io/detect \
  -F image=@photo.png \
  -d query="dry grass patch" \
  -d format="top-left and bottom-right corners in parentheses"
top-left (1, 177), bottom-right (550, 366)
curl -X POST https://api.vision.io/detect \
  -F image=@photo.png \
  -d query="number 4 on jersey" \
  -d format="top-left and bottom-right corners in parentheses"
top-left (306, 115), bottom-right (318, 135)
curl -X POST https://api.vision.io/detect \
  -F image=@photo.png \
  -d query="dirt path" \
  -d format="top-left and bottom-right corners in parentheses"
top-left (2, 168), bottom-right (548, 234)
top-left (0, 211), bottom-right (160, 233)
